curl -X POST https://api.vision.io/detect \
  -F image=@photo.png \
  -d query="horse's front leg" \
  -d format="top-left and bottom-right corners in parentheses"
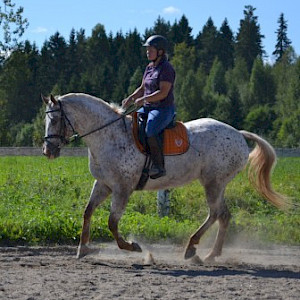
top-left (77, 180), bottom-right (111, 259)
top-left (108, 191), bottom-right (142, 252)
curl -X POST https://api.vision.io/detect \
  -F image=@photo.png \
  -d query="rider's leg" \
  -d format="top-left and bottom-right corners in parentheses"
top-left (145, 107), bottom-right (174, 179)
top-left (147, 135), bottom-right (166, 179)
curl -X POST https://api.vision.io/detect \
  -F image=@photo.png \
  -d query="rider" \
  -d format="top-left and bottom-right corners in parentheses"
top-left (122, 35), bottom-right (176, 179)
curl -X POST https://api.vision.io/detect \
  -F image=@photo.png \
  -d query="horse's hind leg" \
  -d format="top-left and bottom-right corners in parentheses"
top-left (108, 190), bottom-right (142, 253)
top-left (184, 180), bottom-right (227, 261)
top-left (184, 213), bottom-right (217, 260)
top-left (204, 203), bottom-right (231, 262)
top-left (77, 180), bottom-right (111, 259)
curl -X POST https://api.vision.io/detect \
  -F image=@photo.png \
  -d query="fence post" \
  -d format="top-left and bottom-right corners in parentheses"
top-left (157, 189), bottom-right (170, 217)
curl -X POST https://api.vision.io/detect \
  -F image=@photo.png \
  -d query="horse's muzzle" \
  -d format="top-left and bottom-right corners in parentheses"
top-left (43, 143), bottom-right (60, 159)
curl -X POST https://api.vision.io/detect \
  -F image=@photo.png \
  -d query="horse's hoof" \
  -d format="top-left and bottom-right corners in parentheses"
top-left (184, 246), bottom-right (196, 259)
top-left (143, 252), bottom-right (155, 265)
top-left (190, 255), bottom-right (203, 265)
top-left (76, 245), bottom-right (98, 259)
top-left (131, 242), bottom-right (142, 252)
top-left (204, 255), bottom-right (216, 264)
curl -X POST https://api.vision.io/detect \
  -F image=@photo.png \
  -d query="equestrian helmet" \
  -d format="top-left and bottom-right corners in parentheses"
top-left (143, 35), bottom-right (168, 52)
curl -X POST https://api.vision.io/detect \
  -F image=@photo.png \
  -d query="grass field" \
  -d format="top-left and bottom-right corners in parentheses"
top-left (0, 156), bottom-right (299, 246)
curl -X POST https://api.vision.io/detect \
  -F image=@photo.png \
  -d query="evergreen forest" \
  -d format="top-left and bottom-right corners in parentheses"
top-left (0, 5), bottom-right (299, 147)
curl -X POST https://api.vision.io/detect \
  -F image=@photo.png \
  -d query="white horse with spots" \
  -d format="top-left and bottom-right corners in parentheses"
top-left (42, 93), bottom-right (287, 262)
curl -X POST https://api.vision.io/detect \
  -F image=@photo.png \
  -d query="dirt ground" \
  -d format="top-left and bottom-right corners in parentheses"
top-left (0, 242), bottom-right (299, 300)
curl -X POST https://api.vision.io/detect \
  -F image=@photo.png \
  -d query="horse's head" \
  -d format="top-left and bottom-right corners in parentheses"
top-left (42, 94), bottom-right (71, 159)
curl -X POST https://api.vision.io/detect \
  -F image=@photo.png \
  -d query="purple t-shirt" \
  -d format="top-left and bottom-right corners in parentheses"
top-left (143, 56), bottom-right (176, 108)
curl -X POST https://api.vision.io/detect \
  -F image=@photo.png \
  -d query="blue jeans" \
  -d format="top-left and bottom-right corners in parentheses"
top-left (137, 106), bottom-right (175, 137)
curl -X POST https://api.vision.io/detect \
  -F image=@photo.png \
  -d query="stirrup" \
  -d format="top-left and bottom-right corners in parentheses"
top-left (149, 166), bottom-right (166, 179)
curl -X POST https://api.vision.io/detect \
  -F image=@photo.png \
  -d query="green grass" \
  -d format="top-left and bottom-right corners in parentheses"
top-left (0, 156), bottom-right (299, 246)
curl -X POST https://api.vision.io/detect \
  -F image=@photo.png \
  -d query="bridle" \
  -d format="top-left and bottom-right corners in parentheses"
top-left (44, 100), bottom-right (76, 152)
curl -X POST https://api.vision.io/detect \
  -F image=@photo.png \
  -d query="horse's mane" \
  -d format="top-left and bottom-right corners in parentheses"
top-left (59, 93), bottom-right (124, 115)
top-left (110, 102), bottom-right (124, 114)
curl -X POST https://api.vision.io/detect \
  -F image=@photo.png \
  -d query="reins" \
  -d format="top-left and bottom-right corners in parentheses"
top-left (70, 116), bottom-right (124, 142)
top-left (70, 103), bottom-right (139, 142)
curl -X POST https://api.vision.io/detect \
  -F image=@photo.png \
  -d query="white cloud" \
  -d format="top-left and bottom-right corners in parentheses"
top-left (32, 27), bottom-right (48, 34)
top-left (162, 6), bottom-right (180, 15)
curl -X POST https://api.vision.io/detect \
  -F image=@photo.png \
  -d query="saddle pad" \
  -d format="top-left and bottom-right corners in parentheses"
top-left (132, 112), bottom-right (189, 156)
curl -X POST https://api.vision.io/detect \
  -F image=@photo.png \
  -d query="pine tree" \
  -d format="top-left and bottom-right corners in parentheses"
top-left (111, 61), bottom-right (131, 102)
top-left (235, 5), bottom-right (264, 72)
top-left (123, 29), bottom-right (143, 74)
top-left (225, 57), bottom-right (250, 118)
top-left (65, 28), bottom-right (88, 92)
top-left (277, 57), bottom-right (300, 146)
top-left (110, 31), bottom-right (125, 71)
top-left (178, 66), bottom-right (207, 121)
top-left (38, 32), bottom-right (68, 94)
top-left (151, 16), bottom-right (171, 37)
top-left (171, 42), bottom-right (197, 99)
top-left (273, 13), bottom-right (291, 62)
top-left (273, 47), bottom-right (296, 121)
top-left (66, 29), bottom-right (78, 78)
top-left (0, 45), bottom-right (38, 123)
top-left (170, 15), bottom-right (193, 46)
top-left (248, 58), bottom-right (276, 109)
top-left (178, 70), bottom-right (199, 121)
top-left (128, 67), bottom-right (143, 94)
top-left (87, 24), bottom-right (110, 68)
top-left (226, 83), bottom-right (243, 129)
top-left (195, 17), bottom-right (218, 73)
top-left (217, 19), bottom-right (234, 70)
top-left (205, 58), bottom-right (226, 95)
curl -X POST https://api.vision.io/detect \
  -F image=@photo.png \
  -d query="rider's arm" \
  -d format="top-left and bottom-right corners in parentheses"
top-left (122, 82), bottom-right (144, 108)
top-left (135, 81), bottom-right (172, 106)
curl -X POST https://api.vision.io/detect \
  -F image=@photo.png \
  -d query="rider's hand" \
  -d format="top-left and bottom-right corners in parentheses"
top-left (134, 97), bottom-right (145, 107)
top-left (122, 97), bottom-right (134, 109)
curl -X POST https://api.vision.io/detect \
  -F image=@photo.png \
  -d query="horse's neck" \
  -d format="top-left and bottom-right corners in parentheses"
top-left (62, 95), bottom-right (119, 138)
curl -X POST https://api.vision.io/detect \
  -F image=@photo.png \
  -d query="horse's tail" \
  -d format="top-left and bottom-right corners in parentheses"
top-left (240, 130), bottom-right (290, 210)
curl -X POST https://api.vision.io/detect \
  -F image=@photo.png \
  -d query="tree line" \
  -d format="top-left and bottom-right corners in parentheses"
top-left (0, 5), bottom-right (299, 147)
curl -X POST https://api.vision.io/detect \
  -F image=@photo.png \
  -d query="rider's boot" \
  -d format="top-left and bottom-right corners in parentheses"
top-left (147, 136), bottom-right (166, 179)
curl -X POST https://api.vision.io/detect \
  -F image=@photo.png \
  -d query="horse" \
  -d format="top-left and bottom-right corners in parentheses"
top-left (42, 93), bottom-right (288, 262)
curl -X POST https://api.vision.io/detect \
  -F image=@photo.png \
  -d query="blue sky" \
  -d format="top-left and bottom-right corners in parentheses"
top-left (16, 0), bottom-right (300, 60)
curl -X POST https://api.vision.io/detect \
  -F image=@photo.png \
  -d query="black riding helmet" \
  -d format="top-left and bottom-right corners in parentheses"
top-left (143, 35), bottom-right (168, 53)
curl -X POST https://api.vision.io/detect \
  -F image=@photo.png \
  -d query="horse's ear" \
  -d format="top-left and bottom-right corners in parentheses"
top-left (50, 94), bottom-right (57, 105)
top-left (41, 94), bottom-right (49, 104)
